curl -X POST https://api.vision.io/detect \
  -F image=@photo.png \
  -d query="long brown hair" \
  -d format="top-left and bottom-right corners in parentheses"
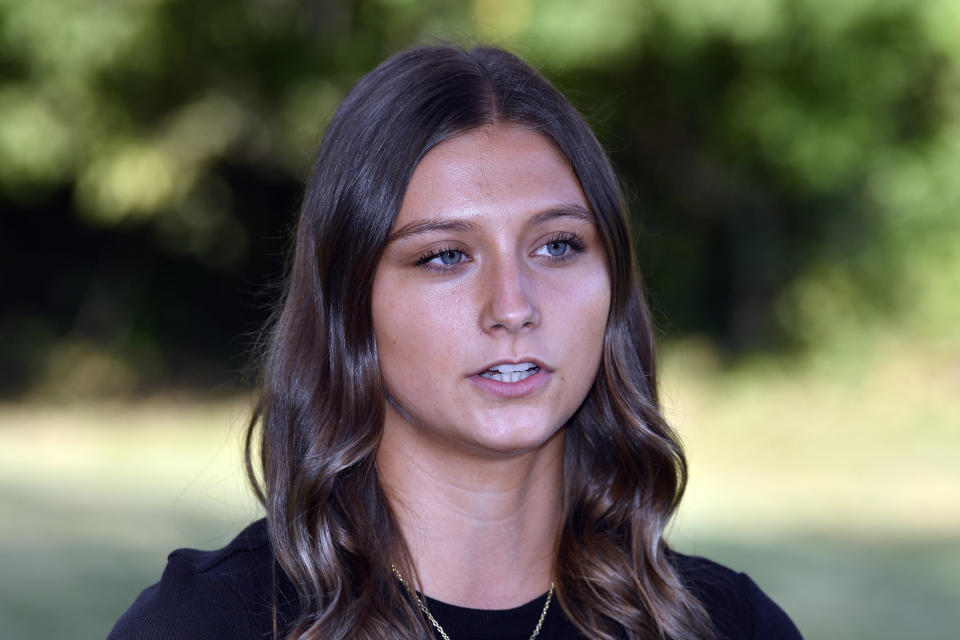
top-left (245, 44), bottom-right (716, 640)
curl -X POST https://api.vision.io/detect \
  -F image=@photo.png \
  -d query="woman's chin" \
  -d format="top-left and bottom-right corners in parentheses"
top-left (447, 418), bottom-right (567, 461)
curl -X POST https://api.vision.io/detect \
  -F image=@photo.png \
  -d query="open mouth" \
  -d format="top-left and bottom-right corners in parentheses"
top-left (478, 362), bottom-right (540, 383)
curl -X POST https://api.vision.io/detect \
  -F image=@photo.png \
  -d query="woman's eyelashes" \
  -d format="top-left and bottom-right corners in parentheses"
top-left (413, 232), bottom-right (587, 272)
top-left (533, 232), bottom-right (586, 262)
top-left (415, 247), bottom-right (468, 271)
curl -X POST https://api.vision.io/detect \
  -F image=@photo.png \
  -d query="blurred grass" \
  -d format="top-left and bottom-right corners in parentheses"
top-left (0, 397), bottom-right (262, 639)
top-left (661, 336), bottom-right (960, 639)
top-left (1, 339), bottom-right (958, 639)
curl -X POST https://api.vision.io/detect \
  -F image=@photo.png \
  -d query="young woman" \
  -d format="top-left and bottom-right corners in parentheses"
top-left (110, 45), bottom-right (803, 640)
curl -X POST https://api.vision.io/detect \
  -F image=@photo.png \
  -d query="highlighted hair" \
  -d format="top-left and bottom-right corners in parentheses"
top-left (246, 44), bottom-right (716, 640)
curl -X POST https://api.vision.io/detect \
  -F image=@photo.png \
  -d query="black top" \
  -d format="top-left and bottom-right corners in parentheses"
top-left (108, 520), bottom-right (803, 640)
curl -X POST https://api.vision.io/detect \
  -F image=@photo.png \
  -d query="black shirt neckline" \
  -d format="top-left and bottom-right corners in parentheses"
top-left (420, 589), bottom-right (555, 639)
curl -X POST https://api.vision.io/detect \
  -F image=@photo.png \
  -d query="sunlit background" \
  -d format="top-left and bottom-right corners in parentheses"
top-left (1, 1), bottom-right (958, 638)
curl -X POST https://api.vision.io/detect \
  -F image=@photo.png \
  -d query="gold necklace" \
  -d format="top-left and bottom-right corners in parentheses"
top-left (391, 566), bottom-right (555, 640)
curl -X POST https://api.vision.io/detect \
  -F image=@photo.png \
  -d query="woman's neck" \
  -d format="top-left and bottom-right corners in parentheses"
top-left (376, 418), bottom-right (565, 609)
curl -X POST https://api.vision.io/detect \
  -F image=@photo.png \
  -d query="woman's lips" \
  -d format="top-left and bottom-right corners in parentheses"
top-left (469, 367), bottom-right (551, 398)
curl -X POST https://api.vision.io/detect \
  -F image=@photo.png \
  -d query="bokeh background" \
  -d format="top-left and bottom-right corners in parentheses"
top-left (2, 1), bottom-right (959, 638)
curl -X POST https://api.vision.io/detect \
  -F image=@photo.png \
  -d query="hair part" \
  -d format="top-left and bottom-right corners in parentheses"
top-left (246, 44), bottom-right (716, 640)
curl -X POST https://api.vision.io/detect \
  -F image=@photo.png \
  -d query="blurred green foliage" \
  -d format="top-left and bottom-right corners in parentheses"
top-left (1, 0), bottom-right (958, 395)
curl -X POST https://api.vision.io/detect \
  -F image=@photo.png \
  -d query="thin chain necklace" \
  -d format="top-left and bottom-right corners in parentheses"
top-left (391, 565), bottom-right (555, 640)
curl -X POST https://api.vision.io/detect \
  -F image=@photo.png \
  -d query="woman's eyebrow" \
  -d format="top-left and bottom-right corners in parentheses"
top-left (527, 204), bottom-right (595, 227)
top-left (387, 219), bottom-right (481, 244)
top-left (387, 204), bottom-right (594, 244)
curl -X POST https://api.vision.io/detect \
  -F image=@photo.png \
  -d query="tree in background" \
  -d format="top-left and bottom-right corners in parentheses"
top-left (1, 0), bottom-right (957, 395)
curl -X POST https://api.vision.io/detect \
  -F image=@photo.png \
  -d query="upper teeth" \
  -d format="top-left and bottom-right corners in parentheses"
top-left (480, 362), bottom-right (540, 383)
top-left (488, 362), bottom-right (536, 374)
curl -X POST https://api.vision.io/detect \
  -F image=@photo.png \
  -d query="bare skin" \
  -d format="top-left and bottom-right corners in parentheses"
top-left (377, 424), bottom-right (563, 608)
top-left (372, 124), bottom-right (610, 609)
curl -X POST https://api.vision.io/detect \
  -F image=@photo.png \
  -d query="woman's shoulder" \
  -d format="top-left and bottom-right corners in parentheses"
top-left (670, 550), bottom-right (803, 639)
top-left (108, 524), bottom-right (802, 640)
top-left (108, 519), bottom-right (296, 640)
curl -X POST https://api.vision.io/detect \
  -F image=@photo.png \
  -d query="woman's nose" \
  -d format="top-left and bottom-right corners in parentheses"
top-left (479, 257), bottom-right (541, 334)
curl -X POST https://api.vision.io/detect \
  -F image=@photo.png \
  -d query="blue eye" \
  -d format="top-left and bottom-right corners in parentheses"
top-left (534, 233), bottom-right (585, 261)
top-left (544, 241), bottom-right (568, 256)
top-left (437, 249), bottom-right (464, 265)
top-left (415, 247), bottom-right (468, 270)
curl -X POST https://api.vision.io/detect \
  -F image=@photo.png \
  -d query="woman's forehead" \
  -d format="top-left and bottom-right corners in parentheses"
top-left (393, 124), bottom-right (590, 229)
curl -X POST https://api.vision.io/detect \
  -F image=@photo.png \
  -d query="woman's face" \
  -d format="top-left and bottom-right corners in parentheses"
top-left (371, 124), bottom-right (610, 458)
